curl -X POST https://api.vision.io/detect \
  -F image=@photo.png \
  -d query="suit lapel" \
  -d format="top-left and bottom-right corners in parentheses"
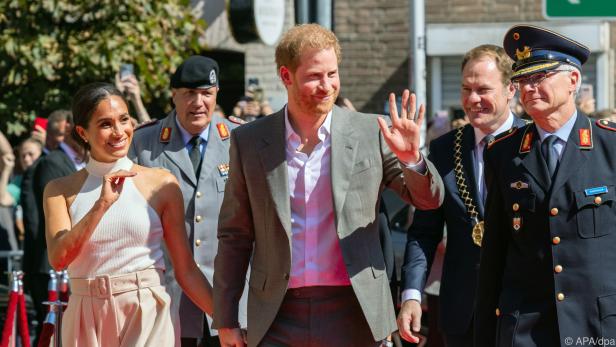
top-left (57, 149), bottom-right (77, 173)
top-left (258, 111), bottom-right (292, 237)
top-left (551, 114), bottom-right (591, 193)
top-left (161, 112), bottom-right (197, 186)
top-left (460, 125), bottom-right (484, 217)
top-left (330, 107), bottom-right (359, 233)
top-left (519, 124), bottom-right (551, 193)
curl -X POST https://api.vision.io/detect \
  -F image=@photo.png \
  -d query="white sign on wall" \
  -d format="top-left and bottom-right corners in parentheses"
top-left (228, 0), bottom-right (285, 46)
top-left (254, 0), bottom-right (285, 46)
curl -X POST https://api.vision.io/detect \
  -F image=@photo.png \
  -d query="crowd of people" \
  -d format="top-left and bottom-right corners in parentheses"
top-left (0, 21), bottom-right (615, 347)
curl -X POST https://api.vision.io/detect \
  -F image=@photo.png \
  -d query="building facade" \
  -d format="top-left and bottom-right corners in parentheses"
top-left (197, 0), bottom-right (614, 118)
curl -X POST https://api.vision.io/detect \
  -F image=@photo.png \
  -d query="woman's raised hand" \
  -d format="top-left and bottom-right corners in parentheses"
top-left (99, 170), bottom-right (137, 207)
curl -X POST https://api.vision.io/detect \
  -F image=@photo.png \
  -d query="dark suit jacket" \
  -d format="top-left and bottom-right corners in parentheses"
top-left (476, 113), bottom-right (616, 347)
top-left (21, 157), bottom-right (41, 276)
top-left (213, 106), bottom-right (444, 346)
top-left (26, 149), bottom-right (76, 275)
top-left (402, 117), bottom-right (526, 335)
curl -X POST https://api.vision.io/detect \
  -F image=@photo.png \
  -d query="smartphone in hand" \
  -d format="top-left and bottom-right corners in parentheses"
top-left (33, 117), bottom-right (48, 131)
top-left (120, 63), bottom-right (134, 80)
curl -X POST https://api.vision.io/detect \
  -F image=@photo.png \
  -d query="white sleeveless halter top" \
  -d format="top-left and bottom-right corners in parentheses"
top-left (68, 157), bottom-right (164, 278)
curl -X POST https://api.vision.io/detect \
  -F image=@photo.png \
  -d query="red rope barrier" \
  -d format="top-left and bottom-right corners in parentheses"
top-left (17, 292), bottom-right (30, 347)
top-left (36, 323), bottom-right (54, 347)
top-left (1, 292), bottom-right (19, 347)
top-left (47, 290), bottom-right (58, 303)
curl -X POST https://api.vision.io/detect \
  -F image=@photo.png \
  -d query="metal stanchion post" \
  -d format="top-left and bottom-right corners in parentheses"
top-left (10, 272), bottom-right (17, 347)
top-left (40, 271), bottom-right (69, 347)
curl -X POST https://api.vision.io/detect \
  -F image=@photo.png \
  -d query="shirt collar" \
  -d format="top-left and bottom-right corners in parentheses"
top-left (284, 105), bottom-right (332, 146)
top-left (174, 113), bottom-right (210, 146)
top-left (59, 142), bottom-right (83, 166)
top-left (535, 111), bottom-right (577, 143)
top-left (473, 112), bottom-right (515, 147)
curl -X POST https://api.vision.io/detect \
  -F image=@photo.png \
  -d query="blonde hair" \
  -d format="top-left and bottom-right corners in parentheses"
top-left (275, 24), bottom-right (341, 73)
top-left (461, 44), bottom-right (513, 86)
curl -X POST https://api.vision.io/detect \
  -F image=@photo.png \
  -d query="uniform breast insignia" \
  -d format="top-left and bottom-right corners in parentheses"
top-left (596, 119), bottom-right (616, 132)
top-left (510, 180), bottom-right (529, 190)
top-left (584, 186), bottom-right (608, 196)
top-left (488, 127), bottom-right (519, 149)
top-left (160, 127), bottom-right (172, 143)
top-left (519, 127), bottom-right (533, 153)
top-left (227, 116), bottom-right (247, 125)
top-left (218, 163), bottom-right (229, 177)
top-left (513, 215), bottom-right (522, 231)
top-left (217, 123), bottom-right (230, 140)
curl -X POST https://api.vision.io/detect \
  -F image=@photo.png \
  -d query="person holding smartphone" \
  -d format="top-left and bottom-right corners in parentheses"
top-left (115, 63), bottom-right (151, 124)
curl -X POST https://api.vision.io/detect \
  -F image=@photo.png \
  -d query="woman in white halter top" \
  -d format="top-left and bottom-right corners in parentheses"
top-left (42, 83), bottom-right (213, 347)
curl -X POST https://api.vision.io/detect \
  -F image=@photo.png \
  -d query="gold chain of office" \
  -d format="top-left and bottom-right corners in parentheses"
top-left (453, 127), bottom-right (485, 247)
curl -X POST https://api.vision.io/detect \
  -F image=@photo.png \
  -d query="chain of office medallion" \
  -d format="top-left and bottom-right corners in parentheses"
top-left (454, 127), bottom-right (479, 219)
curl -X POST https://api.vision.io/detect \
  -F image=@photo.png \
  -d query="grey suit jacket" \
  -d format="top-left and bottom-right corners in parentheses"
top-left (212, 106), bottom-right (444, 346)
top-left (129, 111), bottom-right (248, 338)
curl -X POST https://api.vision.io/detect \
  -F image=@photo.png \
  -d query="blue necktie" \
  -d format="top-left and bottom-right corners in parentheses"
top-left (189, 136), bottom-right (203, 175)
top-left (541, 135), bottom-right (559, 179)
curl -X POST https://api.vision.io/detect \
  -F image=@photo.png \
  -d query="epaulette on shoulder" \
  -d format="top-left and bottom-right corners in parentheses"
top-left (227, 115), bottom-right (247, 125)
top-left (135, 119), bottom-right (159, 131)
top-left (596, 119), bottom-right (616, 132)
top-left (487, 126), bottom-right (520, 149)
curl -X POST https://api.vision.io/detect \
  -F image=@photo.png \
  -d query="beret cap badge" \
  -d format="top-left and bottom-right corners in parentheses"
top-left (209, 70), bottom-right (217, 85)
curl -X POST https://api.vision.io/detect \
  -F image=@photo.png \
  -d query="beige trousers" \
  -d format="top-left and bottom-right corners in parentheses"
top-left (62, 268), bottom-right (178, 347)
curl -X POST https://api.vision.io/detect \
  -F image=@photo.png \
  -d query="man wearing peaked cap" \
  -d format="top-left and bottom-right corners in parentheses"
top-left (129, 55), bottom-right (247, 347)
top-left (503, 24), bottom-right (590, 80)
top-left (476, 24), bottom-right (616, 347)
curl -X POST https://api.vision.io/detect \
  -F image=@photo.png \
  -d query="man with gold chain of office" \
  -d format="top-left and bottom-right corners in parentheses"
top-left (398, 44), bottom-right (526, 346)
top-left (476, 25), bottom-right (616, 346)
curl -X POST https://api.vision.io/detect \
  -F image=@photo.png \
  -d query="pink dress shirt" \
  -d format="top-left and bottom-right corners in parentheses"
top-left (285, 108), bottom-right (351, 288)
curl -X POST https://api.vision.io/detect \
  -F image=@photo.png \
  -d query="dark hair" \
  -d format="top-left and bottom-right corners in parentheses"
top-left (71, 82), bottom-right (126, 150)
top-left (48, 109), bottom-right (73, 126)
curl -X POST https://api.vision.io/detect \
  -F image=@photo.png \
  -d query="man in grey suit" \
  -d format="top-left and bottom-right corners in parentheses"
top-left (213, 24), bottom-right (444, 347)
top-left (129, 55), bottom-right (247, 347)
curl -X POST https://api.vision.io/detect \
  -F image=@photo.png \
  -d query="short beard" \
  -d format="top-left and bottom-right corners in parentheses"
top-left (300, 90), bottom-right (339, 117)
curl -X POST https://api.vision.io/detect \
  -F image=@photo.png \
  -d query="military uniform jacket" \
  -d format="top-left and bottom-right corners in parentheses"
top-left (128, 111), bottom-right (248, 337)
top-left (476, 112), bottom-right (616, 347)
top-left (402, 117), bottom-right (526, 335)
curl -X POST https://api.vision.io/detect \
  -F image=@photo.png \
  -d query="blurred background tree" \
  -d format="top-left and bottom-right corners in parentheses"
top-left (0, 0), bottom-right (206, 136)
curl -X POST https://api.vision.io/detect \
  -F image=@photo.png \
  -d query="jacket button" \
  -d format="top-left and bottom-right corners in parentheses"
top-left (550, 208), bottom-right (559, 216)
top-left (554, 265), bottom-right (563, 273)
top-left (595, 196), bottom-right (602, 205)
top-left (512, 203), bottom-right (520, 212)
top-left (495, 308), bottom-right (500, 316)
top-left (195, 215), bottom-right (202, 223)
top-left (195, 239), bottom-right (201, 247)
top-left (557, 292), bottom-right (565, 301)
top-left (552, 236), bottom-right (561, 245)
top-left (196, 191), bottom-right (202, 198)
top-left (284, 273), bottom-right (289, 280)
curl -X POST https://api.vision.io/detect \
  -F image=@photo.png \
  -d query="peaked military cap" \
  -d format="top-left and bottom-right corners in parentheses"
top-left (503, 24), bottom-right (590, 79)
top-left (170, 55), bottom-right (219, 89)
